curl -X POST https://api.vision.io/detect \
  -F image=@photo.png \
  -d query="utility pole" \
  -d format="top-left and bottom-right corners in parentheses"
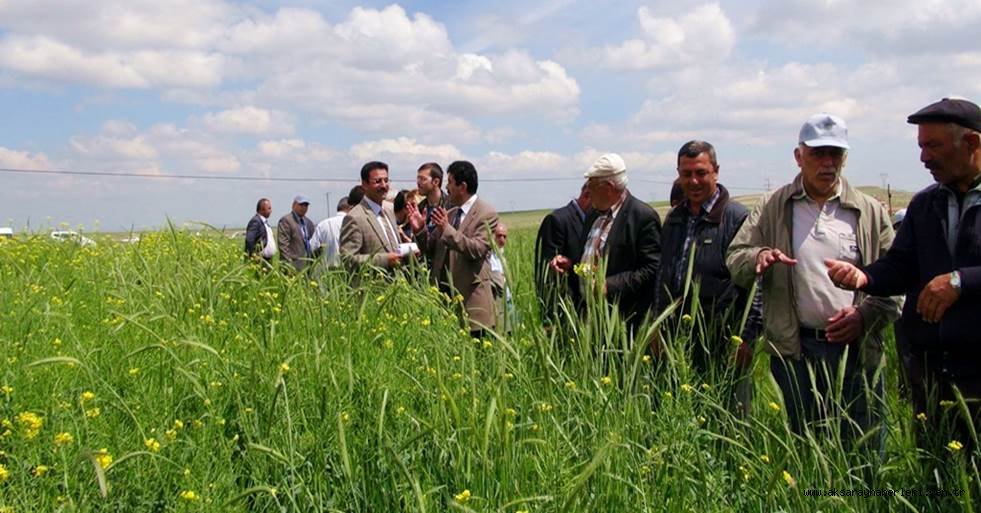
top-left (325, 192), bottom-right (330, 220)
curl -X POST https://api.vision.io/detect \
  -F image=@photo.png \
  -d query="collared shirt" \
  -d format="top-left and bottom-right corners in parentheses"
top-left (420, 192), bottom-right (447, 232)
top-left (791, 184), bottom-right (860, 329)
top-left (293, 212), bottom-right (311, 257)
top-left (364, 197), bottom-right (400, 249)
top-left (456, 194), bottom-right (479, 228)
top-left (310, 213), bottom-right (346, 267)
top-left (259, 214), bottom-right (277, 258)
top-left (581, 190), bottom-right (628, 265)
top-left (674, 188), bottom-right (721, 290)
top-left (939, 175), bottom-right (981, 257)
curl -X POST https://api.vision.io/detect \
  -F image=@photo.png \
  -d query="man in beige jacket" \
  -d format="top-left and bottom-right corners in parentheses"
top-left (726, 114), bottom-right (900, 444)
top-left (410, 160), bottom-right (499, 337)
top-left (339, 161), bottom-right (406, 271)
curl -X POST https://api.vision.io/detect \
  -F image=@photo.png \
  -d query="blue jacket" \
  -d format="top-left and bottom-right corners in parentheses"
top-left (656, 185), bottom-right (762, 342)
top-left (863, 182), bottom-right (981, 377)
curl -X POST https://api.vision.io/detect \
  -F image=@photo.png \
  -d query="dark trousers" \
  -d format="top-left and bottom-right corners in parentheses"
top-left (770, 335), bottom-right (884, 450)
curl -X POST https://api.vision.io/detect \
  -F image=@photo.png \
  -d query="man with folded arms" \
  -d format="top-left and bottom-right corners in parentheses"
top-left (727, 114), bottom-right (899, 442)
top-left (827, 98), bottom-right (981, 451)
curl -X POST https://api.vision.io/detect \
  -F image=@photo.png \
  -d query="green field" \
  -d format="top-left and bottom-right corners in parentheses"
top-left (0, 218), bottom-right (975, 512)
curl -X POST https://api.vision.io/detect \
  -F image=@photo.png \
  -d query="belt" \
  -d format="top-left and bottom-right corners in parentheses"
top-left (799, 327), bottom-right (828, 342)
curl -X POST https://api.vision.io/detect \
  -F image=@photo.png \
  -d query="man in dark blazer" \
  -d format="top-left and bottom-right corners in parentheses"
top-left (534, 183), bottom-right (590, 325)
top-left (410, 160), bottom-right (500, 336)
top-left (551, 153), bottom-right (662, 330)
top-left (277, 195), bottom-right (316, 273)
top-left (245, 198), bottom-right (275, 263)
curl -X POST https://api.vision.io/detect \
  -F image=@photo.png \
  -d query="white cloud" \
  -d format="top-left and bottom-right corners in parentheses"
top-left (0, 146), bottom-right (51, 170)
top-left (202, 106), bottom-right (294, 135)
top-left (601, 4), bottom-right (735, 70)
top-left (484, 150), bottom-right (566, 173)
top-left (256, 138), bottom-right (335, 164)
top-left (752, 0), bottom-right (981, 56)
top-left (349, 137), bottom-right (462, 166)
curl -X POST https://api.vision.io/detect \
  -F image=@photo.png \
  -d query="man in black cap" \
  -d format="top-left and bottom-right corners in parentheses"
top-left (826, 97), bottom-right (981, 452)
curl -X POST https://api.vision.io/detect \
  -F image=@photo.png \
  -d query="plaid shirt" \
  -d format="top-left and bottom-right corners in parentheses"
top-left (674, 188), bottom-right (721, 290)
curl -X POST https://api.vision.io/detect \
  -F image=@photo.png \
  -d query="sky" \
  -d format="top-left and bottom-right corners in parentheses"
top-left (1, 0), bottom-right (979, 231)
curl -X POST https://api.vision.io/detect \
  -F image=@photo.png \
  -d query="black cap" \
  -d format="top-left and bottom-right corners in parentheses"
top-left (907, 98), bottom-right (981, 132)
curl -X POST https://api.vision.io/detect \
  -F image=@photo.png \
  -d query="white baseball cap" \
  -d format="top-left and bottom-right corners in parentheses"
top-left (584, 153), bottom-right (627, 178)
top-left (799, 113), bottom-right (850, 149)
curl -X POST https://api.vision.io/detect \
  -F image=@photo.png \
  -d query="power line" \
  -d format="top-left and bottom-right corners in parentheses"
top-left (0, 166), bottom-right (765, 192)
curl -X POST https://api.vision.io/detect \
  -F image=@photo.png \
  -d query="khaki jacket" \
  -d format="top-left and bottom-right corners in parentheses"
top-left (417, 196), bottom-right (499, 332)
top-left (277, 212), bottom-right (315, 272)
top-left (339, 199), bottom-right (400, 270)
top-left (726, 174), bottom-right (901, 366)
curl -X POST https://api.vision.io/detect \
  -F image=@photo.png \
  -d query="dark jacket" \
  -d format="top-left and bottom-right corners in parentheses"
top-left (655, 185), bottom-right (762, 342)
top-left (245, 214), bottom-right (269, 258)
top-left (534, 200), bottom-right (588, 319)
top-left (863, 183), bottom-right (981, 378)
top-left (581, 191), bottom-right (662, 325)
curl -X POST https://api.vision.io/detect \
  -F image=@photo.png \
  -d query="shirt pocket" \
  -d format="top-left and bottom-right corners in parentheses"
top-left (837, 233), bottom-right (860, 263)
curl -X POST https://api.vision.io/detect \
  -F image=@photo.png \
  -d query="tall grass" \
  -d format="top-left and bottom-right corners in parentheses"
top-left (0, 227), bottom-right (976, 512)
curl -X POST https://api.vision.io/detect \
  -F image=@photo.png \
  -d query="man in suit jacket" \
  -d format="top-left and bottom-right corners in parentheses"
top-left (277, 195), bottom-right (316, 273)
top-left (410, 160), bottom-right (500, 336)
top-left (551, 153), bottom-right (662, 330)
top-left (245, 198), bottom-right (276, 263)
top-left (534, 183), bottom-right (590, 325)
top-left (339, 161), bottom-right (405, 271)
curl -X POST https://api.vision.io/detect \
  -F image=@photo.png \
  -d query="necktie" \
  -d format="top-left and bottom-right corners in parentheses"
top-left (452, 209), bottom-right (463, 229)
top-left (382, 214), bottom-right (400, 250)
top-left (295, 214), bottom-right (311, 257)
top-left (590, 213), bottom-right (612, 263)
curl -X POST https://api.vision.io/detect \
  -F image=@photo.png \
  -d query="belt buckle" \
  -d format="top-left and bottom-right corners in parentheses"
top-left (814, 329), bottom-right (828, 343)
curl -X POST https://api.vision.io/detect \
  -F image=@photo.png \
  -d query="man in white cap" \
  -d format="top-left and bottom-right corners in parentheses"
top-left (277, 194), bottom-right (316, 273)
top-left (726, 114), bottom-right (900, 443)
top-left (550, 153), bottom-right (662, 329)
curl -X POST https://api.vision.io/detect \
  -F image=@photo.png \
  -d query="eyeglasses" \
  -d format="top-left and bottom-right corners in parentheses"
top-left (808, 147), bottom-right (846, 159)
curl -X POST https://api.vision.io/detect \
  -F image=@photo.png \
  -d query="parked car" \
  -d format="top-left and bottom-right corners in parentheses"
top-left (0, 227), bottom-right (12, 239)
top-left (50, 230), bottom-right (97, 247)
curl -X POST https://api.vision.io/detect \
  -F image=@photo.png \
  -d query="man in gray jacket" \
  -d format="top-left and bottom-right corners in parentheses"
top-left (726, 114), bottom-right (900, 443)
top-left (277, 195), bottom-right (316, 273)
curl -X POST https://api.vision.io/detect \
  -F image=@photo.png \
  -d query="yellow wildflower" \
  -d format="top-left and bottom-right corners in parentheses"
top-left (80, 391), bottom-right (96, 403)
top-left (128, 368), bottom-right (140, 376)
top-left (681, 314), bottom-right (693, 325)
top-left (179, 490), bottom-right (200, 501)
top-left (85, 407), bottom-right (101, 419)
top-left (144, 438), bottom-right (161, 452)
top-left (600, 376), bottom-right (613, 386)
top-left (0, 385), bottom-right (12, 396)
top-left (642, 355), bottom-right (652, 364)
top-left (482, 340), bottom-right (493, 349)
top-left (341, 411), bottom-right (350, 423)
top-left (165, 429), bottom-right (178, 441)
top-left (0, 463), bottom-right (8, 482)
top-left (768, 402), bottom-right (781, 412)
top-left (15, 412), bottom-right (43, 440)
top-left (760, 454), bottom-right (770, 463)
top-left (940, 400), bottom-right (956, 408)
top-left (680, 384), bottom-right (694, 394)
top-left (948, 440), bottom-right (964, 452)
top-left (663, 391), bottom-right (673, 399)
top-left (421, 318), bottom-right (431, 327)
top-left (173, 419), bottom-right (184, 430)
top-left (94, 449), bottom-right (112, 469)
top-left (782, 470), bottom-right (796, 488)
top-left (33, 465), bottom-right (50, 477)
top-left (504, 408), bottom-right (517, 418)
top-left (731, 335), bottom-right (744, 345)
top-left (916, 412), bottom-right (927, 422)
top-left (54, 432), bottom-right (74, 446)
top-left (565, 381), bottom-right (577, 390)
top-left (454, 489), bottom-right (471, 503)
top-left (279, 362), bottom-right (290, 373)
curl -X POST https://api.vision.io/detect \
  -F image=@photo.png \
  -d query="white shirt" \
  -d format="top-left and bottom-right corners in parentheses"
top-left (310, 213), bottom-right (346, 267)
top-left (259, 214), bottom-right (277, 258)
top-left (792, 192), bottom-right (860, 329)
top-left (364, 198), bottom-right (400, 249)
top-left (455, 194), bottom-right (479, 227)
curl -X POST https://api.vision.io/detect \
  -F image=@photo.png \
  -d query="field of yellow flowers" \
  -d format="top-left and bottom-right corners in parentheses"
top-left (0, 227), bottom-right (976, 512)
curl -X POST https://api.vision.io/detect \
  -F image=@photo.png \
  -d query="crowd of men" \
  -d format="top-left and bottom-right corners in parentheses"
top-left (244, 98), bottom-right (981, 458)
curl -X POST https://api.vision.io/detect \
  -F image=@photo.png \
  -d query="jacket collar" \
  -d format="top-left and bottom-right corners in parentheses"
top-left (788, 173), bottom-right (862, 210)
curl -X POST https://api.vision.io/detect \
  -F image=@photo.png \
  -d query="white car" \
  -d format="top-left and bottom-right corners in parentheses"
top-left (0, 227), bottom-right (12, 239)
top-left (50, 230), bottom-right (97, 247)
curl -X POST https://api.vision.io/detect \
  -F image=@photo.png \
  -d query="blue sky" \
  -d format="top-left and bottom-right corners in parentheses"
top-left (1, 0), bottom-right (979, 230)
